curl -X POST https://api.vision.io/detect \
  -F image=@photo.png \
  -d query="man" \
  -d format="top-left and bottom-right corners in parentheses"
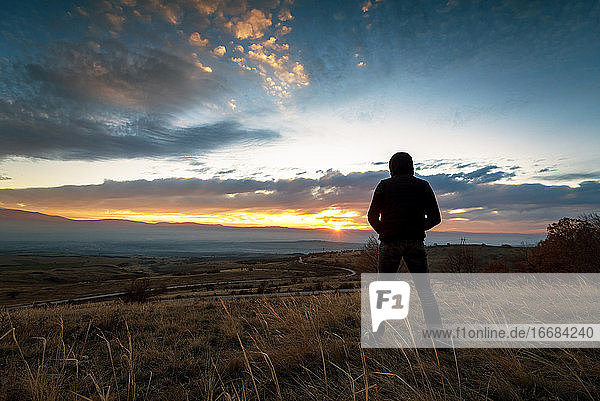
top-left (368, 152), bottom-right (443, 332)
top-left (368, 151), bottom-right (441, 273)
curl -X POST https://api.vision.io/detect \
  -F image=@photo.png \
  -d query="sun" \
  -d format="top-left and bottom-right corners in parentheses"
top-left (331, 223), bottom-right (344, 231)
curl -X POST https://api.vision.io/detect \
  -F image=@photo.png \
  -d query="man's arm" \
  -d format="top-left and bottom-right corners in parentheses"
top-left (367, 181), bottom-right (384, 233)
top-left (423, 183), bottom-right (441, 231)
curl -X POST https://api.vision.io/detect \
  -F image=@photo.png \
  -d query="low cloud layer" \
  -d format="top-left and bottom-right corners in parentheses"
top-left (1, 167), bottom-right (598, 231)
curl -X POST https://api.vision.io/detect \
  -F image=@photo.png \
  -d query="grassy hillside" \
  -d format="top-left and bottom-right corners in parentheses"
top-left (303, 244), bottom-right (529, 273)
top-left (2, 293), bottom-right (599, 400)
top-left (1, 245), bottom-right (528, 307)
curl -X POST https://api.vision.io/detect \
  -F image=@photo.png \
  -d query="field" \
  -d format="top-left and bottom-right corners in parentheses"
top-left (0, 254), bottom-right (353, 308)
top-left (3, 245), bottom-right (594, 400)
top-left (1, 245), bottom-right (528, 308)
top-left (3, 292), bottom-right (600, 400)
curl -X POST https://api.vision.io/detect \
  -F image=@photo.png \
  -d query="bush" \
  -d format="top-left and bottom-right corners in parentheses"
top-left (123, 278), bottom-right (153, 303)
top-left (527, 214), bottom-right (600, 272)
top-left (482, 259), bottom-right (510, 273)
top-left (359, 235), bottom-right (379, 272)
top-left (444, 245), bottom-right (478, 273)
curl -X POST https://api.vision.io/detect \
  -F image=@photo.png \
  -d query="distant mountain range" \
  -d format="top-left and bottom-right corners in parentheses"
top-left (0, 208), bottom-right (545, 255)
top-left (0, 207), bottom-right (372, 242)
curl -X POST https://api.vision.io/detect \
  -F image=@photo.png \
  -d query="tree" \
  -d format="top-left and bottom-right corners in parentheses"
top-left (528, 214), bottom-right (600, 272)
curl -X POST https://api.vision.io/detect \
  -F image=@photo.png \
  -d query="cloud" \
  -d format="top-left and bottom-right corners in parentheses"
top-left (0, 35), bottom-right (288, 160)
top-left (213, 45), bottom-right (226, 57)
top-left (1, 169), bottom-right (598, 229)
top-left (0, 105), bottom-right (279, 160)
top-left (0, 171), bottom-right (384, 215)
top-left (454, 166), bottom-right (515, 184)
top-left (192, 0), bottom-right (219, 15)
top-left (241, 41), bottom-right (310, 98)
top-left (278, 9), bottom-right (293, 21)
top-left (275, 25), bottom-right (292, 36)
top-left (225, 9), bottom-right (272, 40)
top-left (533, 172), bottom-right (600, 181)
top-left (189, 32), bottom-right (209, 46)
top-left (19, 40), bottom-right (220, 112)
top-left (53, 0), bottom-right (309, 104)
top-left (158, 3), bottom-right (182, 25)
top-left (424, 174), bottom-right (600, 213)
top-left (191, 53), bottom-right (213, 72)
top-left (261, 37), bottom-right (289, 51)
top-left (2, 0), bottom-right (311, 141)
top-left (105, 13), bottom-right (126, 31)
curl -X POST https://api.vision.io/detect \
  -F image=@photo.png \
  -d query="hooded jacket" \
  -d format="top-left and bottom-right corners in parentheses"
top-left (367, 153), bottom-right (441, 241)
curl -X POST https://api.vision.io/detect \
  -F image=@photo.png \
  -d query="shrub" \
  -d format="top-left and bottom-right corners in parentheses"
top-left (123, 278), bottom-right (153, 303)
top-left (358, 234), bottom-right (379, 272)
top-left (482, 259), bottom-right (510, 273)
top-left (527, 214), bottom-right (600, 272)
top-left (444, 245), bottom-right (478, 273)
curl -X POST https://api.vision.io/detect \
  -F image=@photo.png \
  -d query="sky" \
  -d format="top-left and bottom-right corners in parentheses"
top-left (0, 0), bottom-right (599, 234)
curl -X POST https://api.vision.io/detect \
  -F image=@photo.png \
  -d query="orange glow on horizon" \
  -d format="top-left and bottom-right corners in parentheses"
top-left (8, 205), bottom-right (547, 234)
top-left (20, 207), bottom-right (371, 231)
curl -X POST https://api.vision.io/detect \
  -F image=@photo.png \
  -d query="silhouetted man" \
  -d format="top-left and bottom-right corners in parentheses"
top-left (368, 152), bottom-right (441, 273)
top-left (368, 152), bottom-right (443, 332)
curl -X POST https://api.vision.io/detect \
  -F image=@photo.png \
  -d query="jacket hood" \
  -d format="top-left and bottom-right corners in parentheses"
top-left (389, 152), bottom-right (414, 176)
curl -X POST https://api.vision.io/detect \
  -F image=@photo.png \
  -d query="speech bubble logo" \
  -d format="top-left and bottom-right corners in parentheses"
top-left (369, 280), bottom-right (411, 332)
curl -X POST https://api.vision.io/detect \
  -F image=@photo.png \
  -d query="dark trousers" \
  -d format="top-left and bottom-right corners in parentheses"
top-left (379, 239), bottom-right (428, 274)
top-left (378, 239), bottom-right (442, 329)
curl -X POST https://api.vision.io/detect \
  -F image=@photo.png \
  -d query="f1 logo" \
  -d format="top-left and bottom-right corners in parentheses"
top-left (369, 281), bottom-right (411, 331)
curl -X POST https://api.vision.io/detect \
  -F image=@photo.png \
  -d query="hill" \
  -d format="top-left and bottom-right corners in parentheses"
top-left (2, 293), bottom-right (598, 400)
top-left (0, 209), bottom-right (544, 255)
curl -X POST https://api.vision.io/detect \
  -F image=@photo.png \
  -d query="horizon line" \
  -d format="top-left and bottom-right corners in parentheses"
top-left (0, 207), bottom-right (547, 236)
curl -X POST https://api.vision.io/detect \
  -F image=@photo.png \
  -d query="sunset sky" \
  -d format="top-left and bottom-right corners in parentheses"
top-left (1, 0), bottom-right (599, 233)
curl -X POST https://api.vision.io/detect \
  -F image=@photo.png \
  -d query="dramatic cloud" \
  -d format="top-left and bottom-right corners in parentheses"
top-left (278, 9), bottom-right (293, 22)
top-left (0, 171), bottom-right (386, 215)
top-left (0, 0), bottom-right (311, 161)
top-left (18, 40), bottom-right (220, 112)
top-left (225, 9), bottom-right (272, 40)
top-left (236, 38), bottom-right (309, 98)
top-left (1, 0), bottom-right (599, 234)
top-left (0, 33), bottom-right (275, 161)
top-left (213, 45), bottom-right (227, 57)
top-left (189, 32), bottom-right (209, 47)
top-left (450, 166), bottom-right (515, 184)
top-left (0, 106), bottom-right (279, 160)
top-left (1, 168), bottom-right (598, 231)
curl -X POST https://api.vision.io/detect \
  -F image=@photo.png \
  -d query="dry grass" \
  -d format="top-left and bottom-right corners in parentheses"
top-left (2, 246), bottom-right (533, 308)
top-left (2, 293), bottom-right (599, 400)
top-left (303, 245), bottom-right (529, 274)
